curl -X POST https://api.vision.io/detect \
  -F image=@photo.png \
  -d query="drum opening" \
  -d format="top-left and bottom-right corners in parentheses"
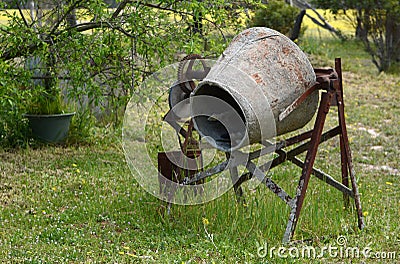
top-left (192, 83), bottom-right (247, 151)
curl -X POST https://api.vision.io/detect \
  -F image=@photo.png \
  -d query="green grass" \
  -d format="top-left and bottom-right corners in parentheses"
top-left (1, 37), bottom-right (399, 263)
top-left (299, 36), bottom-right (378, 75)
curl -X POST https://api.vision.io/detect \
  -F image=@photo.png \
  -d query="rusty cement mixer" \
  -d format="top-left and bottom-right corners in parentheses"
top-left (159, 27), bottom-right (365, 242)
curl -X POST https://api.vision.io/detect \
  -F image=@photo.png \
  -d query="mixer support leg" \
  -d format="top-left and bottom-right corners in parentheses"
top-left (339, 126), bottom-right (350, 208)
top-left (283, 90), bottom-right (333, 243)
top-left (337, 90), bottom-right (365, 230)
top-left (334, 60), bottom-right (365, 229)
top-left (335, 58), bottom-right (350, 208)
top-left (226, 152), bottom-right (245, 204)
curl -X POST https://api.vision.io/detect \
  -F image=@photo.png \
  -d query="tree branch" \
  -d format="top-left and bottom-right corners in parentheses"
top-left (140, 2), bottom-right (227, 43)
top-left (1, 1), bottom-right (231, 61)
top-left (1, 42), bottom-right (44, 60)
top-left (17, 2), bottom-right (29, 27)
top-left (294, 0), bottom-right (345, 40)
top-left (64, 21), bottom-right (135, 38)
top-left (49, 0), bottom-right (85, 36)
top-left (112, 0), bottom-right (131, 19)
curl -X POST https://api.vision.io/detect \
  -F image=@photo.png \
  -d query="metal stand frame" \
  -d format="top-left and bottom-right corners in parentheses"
top-left (278, 58), bottom-right (365, 242)
top-left (160, 58), bottom-right (365, 243)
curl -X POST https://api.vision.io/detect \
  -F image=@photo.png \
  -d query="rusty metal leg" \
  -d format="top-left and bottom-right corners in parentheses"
top-left (339, 133), bottom-right (350, 207)
top-left (334, 60), bottom-right (365, 229)
top-left (335, 58), bottom-right (350, 208)
top-left (337, 92), bottom-right (364, 229)
top-left (283, 91), bottom-right (333, 243)
top-left (230, 165), bottom-right (246, 204)
top-left (226, 152), bottom-right (245, 204)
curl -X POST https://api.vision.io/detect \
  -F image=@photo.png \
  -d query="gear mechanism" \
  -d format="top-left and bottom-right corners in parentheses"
top-left (177, 54), bottom-right (210, 94)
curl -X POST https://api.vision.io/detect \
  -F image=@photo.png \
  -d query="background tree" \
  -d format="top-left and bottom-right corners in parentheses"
top-left (312, 0), bottom-right (400, 72)
top-left (0, 0), bottom-right (259, 148)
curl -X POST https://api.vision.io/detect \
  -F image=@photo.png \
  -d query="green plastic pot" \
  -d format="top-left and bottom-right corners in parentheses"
top-left (24, 112), bottom-right (75, 143)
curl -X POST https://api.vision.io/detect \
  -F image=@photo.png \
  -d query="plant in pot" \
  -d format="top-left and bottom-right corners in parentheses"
top-left (24, 57), bottom-right (75, 143)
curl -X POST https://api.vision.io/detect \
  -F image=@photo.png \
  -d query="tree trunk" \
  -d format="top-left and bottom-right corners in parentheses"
top-left (65, 0), bottom-right (77, 27)
top-left (355, 9), bottom-right (367, 40)
top-left (290, 9), bottom-right (306, 41)
top-left (193, 10), bottom-right (203, 35)
top-left (29, 0), bottom-right (35, 20)
top-left (386, 12), bottom-right (400, 66)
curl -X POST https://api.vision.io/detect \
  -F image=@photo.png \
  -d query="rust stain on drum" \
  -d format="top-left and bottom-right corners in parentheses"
top-left (293, 66), bottom-right (305, 84)
top-left (252, 73), bottom-right (264, 84)
top-left (282, 46), bottom-right (292, 55)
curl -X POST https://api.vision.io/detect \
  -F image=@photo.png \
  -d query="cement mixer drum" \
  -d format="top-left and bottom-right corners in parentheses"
top-left (191, 27), bottom-right (318, 151)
